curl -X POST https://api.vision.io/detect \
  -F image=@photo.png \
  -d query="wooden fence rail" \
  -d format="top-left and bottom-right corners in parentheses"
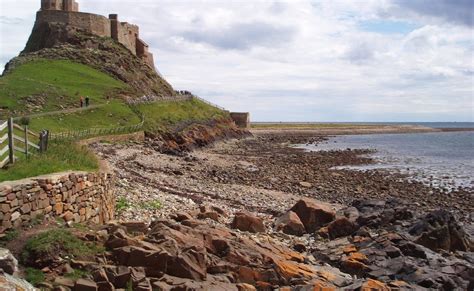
top-left (0, 118), bottom-right (45, 169)
top-left (49, 119), bottom-right (145, 141)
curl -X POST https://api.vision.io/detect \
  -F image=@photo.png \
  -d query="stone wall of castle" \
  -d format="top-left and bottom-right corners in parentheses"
top-left (110, 15), bottom-right (139, 56)
top-left (35, 2), bottom-right (156, 71)
top-left (37, 10), bottom-right (111, 37)
top-left (0, 172), bottom-right (115, 232)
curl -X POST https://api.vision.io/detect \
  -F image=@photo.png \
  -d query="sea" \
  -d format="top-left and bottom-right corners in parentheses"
top-left (298, 122), bottom-right (474, 191)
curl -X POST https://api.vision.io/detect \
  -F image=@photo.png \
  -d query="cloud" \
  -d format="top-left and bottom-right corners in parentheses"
top-left (393, 0), bottom-right (473, 27)
top-left (0, 0), bottom-right (472, 121)
top-left (181, 21), bottom-right (296, 50)
top-left (344, 43), bottom-right (375, 64)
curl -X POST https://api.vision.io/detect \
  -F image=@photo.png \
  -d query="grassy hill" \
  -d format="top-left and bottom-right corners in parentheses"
top-left (0, 59), bottom-right (228, 182)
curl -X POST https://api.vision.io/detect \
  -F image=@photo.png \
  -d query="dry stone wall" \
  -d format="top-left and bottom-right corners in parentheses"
top-left (0, 172), bottom-right (115, 232)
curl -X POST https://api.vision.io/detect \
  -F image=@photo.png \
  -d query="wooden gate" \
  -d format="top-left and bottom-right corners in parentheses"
top-left (0, 118), bottom-right (45, 168)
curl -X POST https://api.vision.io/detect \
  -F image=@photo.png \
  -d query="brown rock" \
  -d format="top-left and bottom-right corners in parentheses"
top-left (74, 278), bottom-right (98, 291)
top-left (291, 199), bottom-right (335, 232)
top-left (121, 222), bottom-right (148, 234)
top-left (20, 203), bottom-right (31, 214)
top-left (167, 248), bottom-right (207, 280)
top-left (197, 211), bottom-right (220, 222)
top-left (361, 279), bottom-right (390, 290)
top-left (275, 211), bottom-right (305, 236)
top-left (237, 283), bottom-right (257, 291)
top-left (172, 212), bottom-right (193, 222)
top-left (299, 181), bottom-right (312, 188)
top-left (231, 212), bottom-right (266, 233)
top-left (54, 277), bottom-right (75, 288)
top-left (327, 217), bottom-right (358, 239)
top-left (62, 211), bottom-right (74, 222)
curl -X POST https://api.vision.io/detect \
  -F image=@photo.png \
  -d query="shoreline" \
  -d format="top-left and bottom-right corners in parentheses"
top-left (91, 130), bottom-right (473, 222)
top-left (250, 124), bottom-right (474, 135)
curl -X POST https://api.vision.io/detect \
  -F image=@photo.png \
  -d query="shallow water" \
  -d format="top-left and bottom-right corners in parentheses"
top-left (299, 131), bottom-right (474, 190)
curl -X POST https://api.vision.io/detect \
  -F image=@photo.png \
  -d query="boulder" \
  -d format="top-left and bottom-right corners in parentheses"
top-left (231, 212), bottom-right (266, 233)
top-left (74, 278), bottom-right (98, 291)
top-left (409, 210), bottom-right (472, 252)
top-left (0, 273), bottom-right (36, 291)
top-left (0, 248), bottom-right (18, 275)
top-left (291, 199), bottom-right (335, 232)
top-left (327, 217), bottom-right (358, 239)
top-left (120, 222), bottom-right (148, 234)
top-left (275, 211), bottom-right (306, 236)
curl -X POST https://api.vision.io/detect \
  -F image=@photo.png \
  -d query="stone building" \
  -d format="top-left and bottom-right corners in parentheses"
top-left (37, 0), bottom-right (156, 70)
top-left (41, 0), bottom-right (79, 12)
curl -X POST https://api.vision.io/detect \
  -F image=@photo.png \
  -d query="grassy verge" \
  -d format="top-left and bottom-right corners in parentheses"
top-left (22, 228), bottom-right (104, 268)
top-left (0, 59), bottom-right (127, 116)
top-left (0, 142), bottom-right (98, 183)
top-left (27, 101), bottom-right (141, 132)
top-left (135, 99), bottom-right (229, 133)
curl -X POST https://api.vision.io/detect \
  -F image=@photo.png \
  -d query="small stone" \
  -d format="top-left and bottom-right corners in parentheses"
top-left (299, 181), bottom-right (312, 188)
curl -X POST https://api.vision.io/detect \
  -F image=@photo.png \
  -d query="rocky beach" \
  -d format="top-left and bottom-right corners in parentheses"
top-left (76, 129), bottom-right (471, 290)
top-left (1, 129), bottom-right (473, 290)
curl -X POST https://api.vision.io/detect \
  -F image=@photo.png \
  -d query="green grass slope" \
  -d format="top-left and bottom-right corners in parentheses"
top-left (0, 59), bottom-right (229, 182)
top-left (0, 59), bottom-right (127, 115)
top-left (135, 99), bottom-right (229, 133)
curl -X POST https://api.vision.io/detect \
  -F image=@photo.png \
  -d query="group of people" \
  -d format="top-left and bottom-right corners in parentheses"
top-left (79, 96), bottom-right (90, 108)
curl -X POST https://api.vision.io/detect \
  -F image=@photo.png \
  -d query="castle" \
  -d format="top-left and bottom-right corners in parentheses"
top-left (38, 0), bottom-right (155, 70)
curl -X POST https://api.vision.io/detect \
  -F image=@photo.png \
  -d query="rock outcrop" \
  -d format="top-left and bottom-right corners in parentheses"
top-left (4, 22), bottom-right (174, 97)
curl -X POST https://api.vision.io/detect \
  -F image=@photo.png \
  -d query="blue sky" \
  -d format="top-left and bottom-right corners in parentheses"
top-left (0, 0), bottom-right (473, 122)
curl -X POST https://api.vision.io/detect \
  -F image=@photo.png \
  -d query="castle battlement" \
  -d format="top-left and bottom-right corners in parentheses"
top-left (36, 0), bottom-right (155, 70)
top-left (41, 0), bottom-right (79, 12)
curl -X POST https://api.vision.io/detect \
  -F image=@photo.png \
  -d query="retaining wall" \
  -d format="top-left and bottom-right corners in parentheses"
top-left (0, 172), bottom-right (115, 232)
top-left (230, 112), bottom-right (250, 128)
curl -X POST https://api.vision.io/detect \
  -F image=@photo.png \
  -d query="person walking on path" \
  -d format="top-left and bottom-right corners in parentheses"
top-left (80, 96), bottom-right (84, 108)
top-left (85, 96), bottom-right (90, 107)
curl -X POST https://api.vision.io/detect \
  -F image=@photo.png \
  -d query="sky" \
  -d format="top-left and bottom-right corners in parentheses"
top-left (0, 0), bottom-right (473, 122)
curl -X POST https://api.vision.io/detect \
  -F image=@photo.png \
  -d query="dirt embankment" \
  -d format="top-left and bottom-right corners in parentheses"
top-left (145, 118), bottom-right (251, 155)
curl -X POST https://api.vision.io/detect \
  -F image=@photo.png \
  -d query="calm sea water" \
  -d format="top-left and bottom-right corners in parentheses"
top-left (300, 124), bottom-right (474, 190)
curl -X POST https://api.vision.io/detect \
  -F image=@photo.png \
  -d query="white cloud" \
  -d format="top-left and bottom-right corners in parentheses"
top-left (0, 0), bottom-right (473, 121)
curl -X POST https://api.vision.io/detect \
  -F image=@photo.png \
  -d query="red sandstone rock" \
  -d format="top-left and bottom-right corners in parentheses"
top-left (231, 212), bottom-right (266, 233)
top-left (74, 278), bottom-right (97, 291)
top-left (275, 211), bottom-right (306, 236)
top-left (291, 199), bottom-right (336, 232)
top-left (327, 217), bottom-right (358, 239)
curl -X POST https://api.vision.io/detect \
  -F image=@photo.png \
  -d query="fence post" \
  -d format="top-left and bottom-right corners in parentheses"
top-left (39, 130), bottom-right (49, 153)
top-left (7, 118), bottom-right (14, 164)
top-left (24, 125), bottom-right (29, 158)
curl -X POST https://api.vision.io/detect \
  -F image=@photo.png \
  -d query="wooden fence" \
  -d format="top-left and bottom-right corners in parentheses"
top-left (0, 118), bottom-right (45, 168)
top-left (49, 119), bottom-right (144, 141)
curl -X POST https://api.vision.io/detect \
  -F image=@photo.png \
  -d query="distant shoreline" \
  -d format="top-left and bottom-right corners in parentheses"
top-left (250, 123), bottom-right (474, 135)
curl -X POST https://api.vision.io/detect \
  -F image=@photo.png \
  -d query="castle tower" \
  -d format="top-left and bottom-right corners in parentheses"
top-left (40, 0), bottom-right (78, 12)
top-left (40, 0), bottom-right (62, 10)
top-left (63, 0), bottom-right (79, 12)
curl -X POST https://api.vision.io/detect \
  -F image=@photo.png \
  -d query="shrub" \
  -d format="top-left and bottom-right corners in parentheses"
top-left (25, 268), bottom-right (45, 286)
top-left (22, 228), bottom-right (103, 268)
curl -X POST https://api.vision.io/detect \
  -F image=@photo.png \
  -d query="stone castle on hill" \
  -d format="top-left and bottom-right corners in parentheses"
top-left (38, 0), bottom-right (155, 70)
